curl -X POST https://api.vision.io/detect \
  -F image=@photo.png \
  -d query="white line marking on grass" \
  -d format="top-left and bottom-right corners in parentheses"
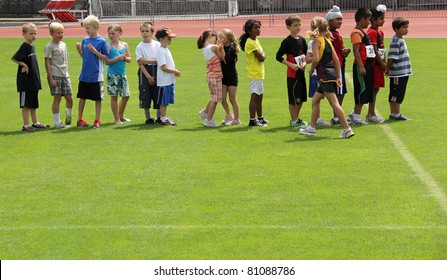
top-left (1, 225), bottom-right (447, 231)
top-left (379, 123), bottom-right (447, 217)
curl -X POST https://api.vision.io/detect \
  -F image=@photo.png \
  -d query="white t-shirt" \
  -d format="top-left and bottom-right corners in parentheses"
top-left (44, 41), bottom-right (69, 78)
top-left (135, 40), bottom-right (160, 64)
top-left (156, 47), bottom-right (176, 86)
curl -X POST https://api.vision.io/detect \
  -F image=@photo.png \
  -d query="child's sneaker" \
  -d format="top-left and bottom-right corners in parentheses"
top-left (199, 110), bottom-right (207, 120)
top-left (290, 118), bottom-right (308, 127)
top-left (222, 114), bottom-right (233, 125)
top-left (258, 117), bottom-right (269, 125)
top-left (32, 123), bottom-right (50, 129)
top-left (65, 116), bottom-right (72, 125)
top-left (161, 118), bottom-right (176, 126)
top-left (299, 126), bottom-right (316, 136)
top-left (249, 119), bottom-right (264, 126)
top-left (316, 118), bottom-right (331, 127)
top-left (120, 117), bottom-right (131, 122)
top-left (204, 119), bottom-right (219, 127)
top-left (389, 114), bottom-right (410, 121)
top-left (22, 125), bottom-right (37, 132)
top-left (93, 120), bottom-right (101, 128)
top-left (366, 114), bottom-right (385, 123)
top-left (340, 127), bottom-right (355, 138)
top-left (77, 119), bottom-right (89, 127)
top-left (330, 117), bottom-right (340, 125)
top-left (348, 113), bottom-right (369, 125)
top-left (54, 122), bottom-right (65, 128)
top-left (227, 119), bottom-right (241, 126)
top-left (145, 118), bottom-right (155, 124)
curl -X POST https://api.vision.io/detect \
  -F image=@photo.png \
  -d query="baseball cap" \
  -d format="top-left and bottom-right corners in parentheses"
top-left (155, 27), bottom-right (177, 40)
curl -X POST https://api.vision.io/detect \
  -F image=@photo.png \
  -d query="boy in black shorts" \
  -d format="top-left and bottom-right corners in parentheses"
top-left (276, 15), bottom-right (308, 127)
top-left (12, 23), bottom-right (50, 132)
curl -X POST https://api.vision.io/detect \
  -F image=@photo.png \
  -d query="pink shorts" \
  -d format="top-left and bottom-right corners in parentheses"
top-left (207, 78), bottom-right (222, 103)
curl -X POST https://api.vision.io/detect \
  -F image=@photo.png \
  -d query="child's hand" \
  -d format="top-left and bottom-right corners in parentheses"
top-left (145, 74), bottom-right (155, 85)
top-left (174, 69), bottom-right (181, 77)
top-left (337, 78), bottom-right (342, 88)
top-left (49, 78), bottom-right (57, 88)
top-left (87, 44), bottom-right (97, 53)
top-left (76, 42), bottom-right (81, 50)
top-left (21, 65), bottom-right (29, 74)
top-left (342, 48), bottom-right (351, 57)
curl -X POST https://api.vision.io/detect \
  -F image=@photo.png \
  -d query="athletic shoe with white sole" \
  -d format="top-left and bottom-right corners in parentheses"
top-left (316, 118), bottom-right (331, 127)
top-left (299, 126), bottom-right (316, 136)
top-left (203, 119), bottom-right (219, 127)
top-left (340, 127), bottom-right (355, 138)
top-left (366, 114), bottom-right (385, 123)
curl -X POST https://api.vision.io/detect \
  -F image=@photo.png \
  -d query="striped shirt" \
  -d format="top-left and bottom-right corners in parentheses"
top-left (387, 35), bottom-right (412, 77)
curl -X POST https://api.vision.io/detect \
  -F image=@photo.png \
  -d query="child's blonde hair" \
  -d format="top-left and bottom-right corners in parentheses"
top-left (219, 28), bottom-right (239, 53)
top-left (82, 15), bottom-right (100, 28)
top-left (307, 16), bottom-right (331, 39)
top-left (108, 23), bottom-right (123, 34)
top-left (49, 22), bottom-right (64, 33)
top-left (22, 23), bottom-right (36, 34)
top-left (140, 22), bottom-right (154, 32)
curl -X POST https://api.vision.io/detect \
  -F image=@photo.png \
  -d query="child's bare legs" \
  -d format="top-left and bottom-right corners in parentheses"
top-left (64, 94), bottom-right (73, 121)
top-left (221, 86), bottom-right (231, 116)
top-left (326, 93), bottom-right (350, 130)
top-left (353, 103), bottom-right (363, 115)
top-left (289, 103), bottom-right (302, 122)
top-left (368, 88), bottom-right (379, 116)
top-left (78, 98), bottom-right (86, 121)
top-left (118, 96), bottom-right (129, 121)
top-left (228, 86), bottom-right (239, 121)
top-left (207, 100), bottom-right (218, 121)
top-left (309, 93), bottom-right (323, 128)
top-left (52, 94), bottom-right (62, 115)
top-left (95, 100), bottom-right (101, 121)
top-left (160, 105), bottom-right (167, 119)
top-left (256, 94), bottom-right (263, 118)
top-left (249, 93), bottom-right (257, 119)
top-left (333, 94), bottom-right (345, 118)
top-left (111, 96), bottom-right (120, 123)
top-left (22, 107), bottom-right (30, 126)
top-left (390, 101), bottom-right (400, 115)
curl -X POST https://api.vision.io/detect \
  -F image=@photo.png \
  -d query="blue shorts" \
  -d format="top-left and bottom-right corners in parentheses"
top-left (158, 84), bottom-right (175, 106)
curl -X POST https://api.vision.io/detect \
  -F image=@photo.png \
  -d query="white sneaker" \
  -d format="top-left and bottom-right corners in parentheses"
top-left (348, 113), bottom-right (369, 125)
top-left (227, 119), bottom-right (241, 126)
top-left (299, 126), bottom-right (316, 136)
top-left (340, 127), bottom-right (355, 138)
top-left (199, 110), bottom-right (207, 119)
top-left (203, 119), bottom-right (219, 127)
top-left (54, 122), bottom-right (65, 128)
top-left (222, 114), bottom-right (234, 125)
top-left (316, 118), bottom-right (331, 127)
top-left (366, 114), bottom-right (385, 123)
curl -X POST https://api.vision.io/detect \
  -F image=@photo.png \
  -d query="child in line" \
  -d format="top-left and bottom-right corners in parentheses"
top-left (349, 8), bottom-right (374, 125)
top-left (275, 15), bottom-right (308, 127)
top-left (105, 24), bottom-right (131, 124)
top-left (12, 23), bottom-right (49, 132)
top-left (136, 22), bottom-right (161, 124)
top-left (219, 28), bottom-right (240, 126)
top-left (326, 5), bottom-right (351, 125)
top-left (155, 27), bottom-right (181, 125)
top-left (240, 19), bottom-right (268, 127)
top-left (366, 4), bottom-right (387, 123)
top-left (75, 15), bottom-right (108, 128)
top-left (197, 29), bottom-right (224, 127)
top-left (386, 17), bottom-right (412, 120)
top-left (44, 22), bottom-right (73, 128)
top-left (299, 17), bottom-right (354, 139)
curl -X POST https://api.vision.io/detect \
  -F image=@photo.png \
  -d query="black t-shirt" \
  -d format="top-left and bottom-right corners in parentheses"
top-left (12, 42), bottom-right (41, 92)
top-left (276, 35), bottom-right (308, 79)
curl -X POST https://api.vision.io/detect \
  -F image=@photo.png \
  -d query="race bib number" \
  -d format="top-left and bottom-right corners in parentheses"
top-left (366, 45), bottom-right (375, 58)
top-left (378, 48), bottom-right (386, 60)
top-left (294, 54), bottom-right (305, 66)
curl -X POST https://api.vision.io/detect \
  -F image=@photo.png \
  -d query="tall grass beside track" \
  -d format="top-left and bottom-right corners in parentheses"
top-left (0, 37), bottom-right (446, 259)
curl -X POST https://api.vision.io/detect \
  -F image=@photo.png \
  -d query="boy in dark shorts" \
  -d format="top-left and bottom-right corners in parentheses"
top-left (136, 22), bottom-right (161, 124)
top-left (75, 15), bottom-right (108, 128)
top-left (349, 8), bottom-right (374, 125)
top-left (12, 23), bottom-right (50, 132)
top-left (386, 17), bottom-right (412, 120)
top-left (276, 15), bottom-right (308, 127)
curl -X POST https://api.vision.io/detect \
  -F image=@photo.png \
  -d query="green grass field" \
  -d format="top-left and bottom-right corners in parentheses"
top-left (0, 36), bottom-right (446, 259)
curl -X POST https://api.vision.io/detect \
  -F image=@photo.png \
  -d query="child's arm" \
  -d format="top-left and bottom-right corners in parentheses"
top-left (352, 44), bottom-right (366, 75)
top-left (139, 64), bottom-right (155, 85)
top-left (11, 59), bottom-right (28, 74)
top-left (332, 48), bottom-right (342, 87)
top-left (87, 44), bottom-right (124, 65)
top-left (123, 42), bottom-right (131, 63)
top-left (253, 49), bottom-right (266, 62)
top-left (76, 42), bottom-right (83, 57)
top-left (212, 44), bottom-right (225, 61)
top-left (161, 64), bottom-right (181, 77)
top-left (137, 57), bottom-right (157, 65)
top-left (276, 44), bottom-right (302, 72)
top-left (308, 39), bottom-right (320, 75)
top-left (373, 44), bottom-right (386, 72)
top-left (385, 58), bottom-right (394, 76)
top-left (44, 58), bottom-right (57, 88)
